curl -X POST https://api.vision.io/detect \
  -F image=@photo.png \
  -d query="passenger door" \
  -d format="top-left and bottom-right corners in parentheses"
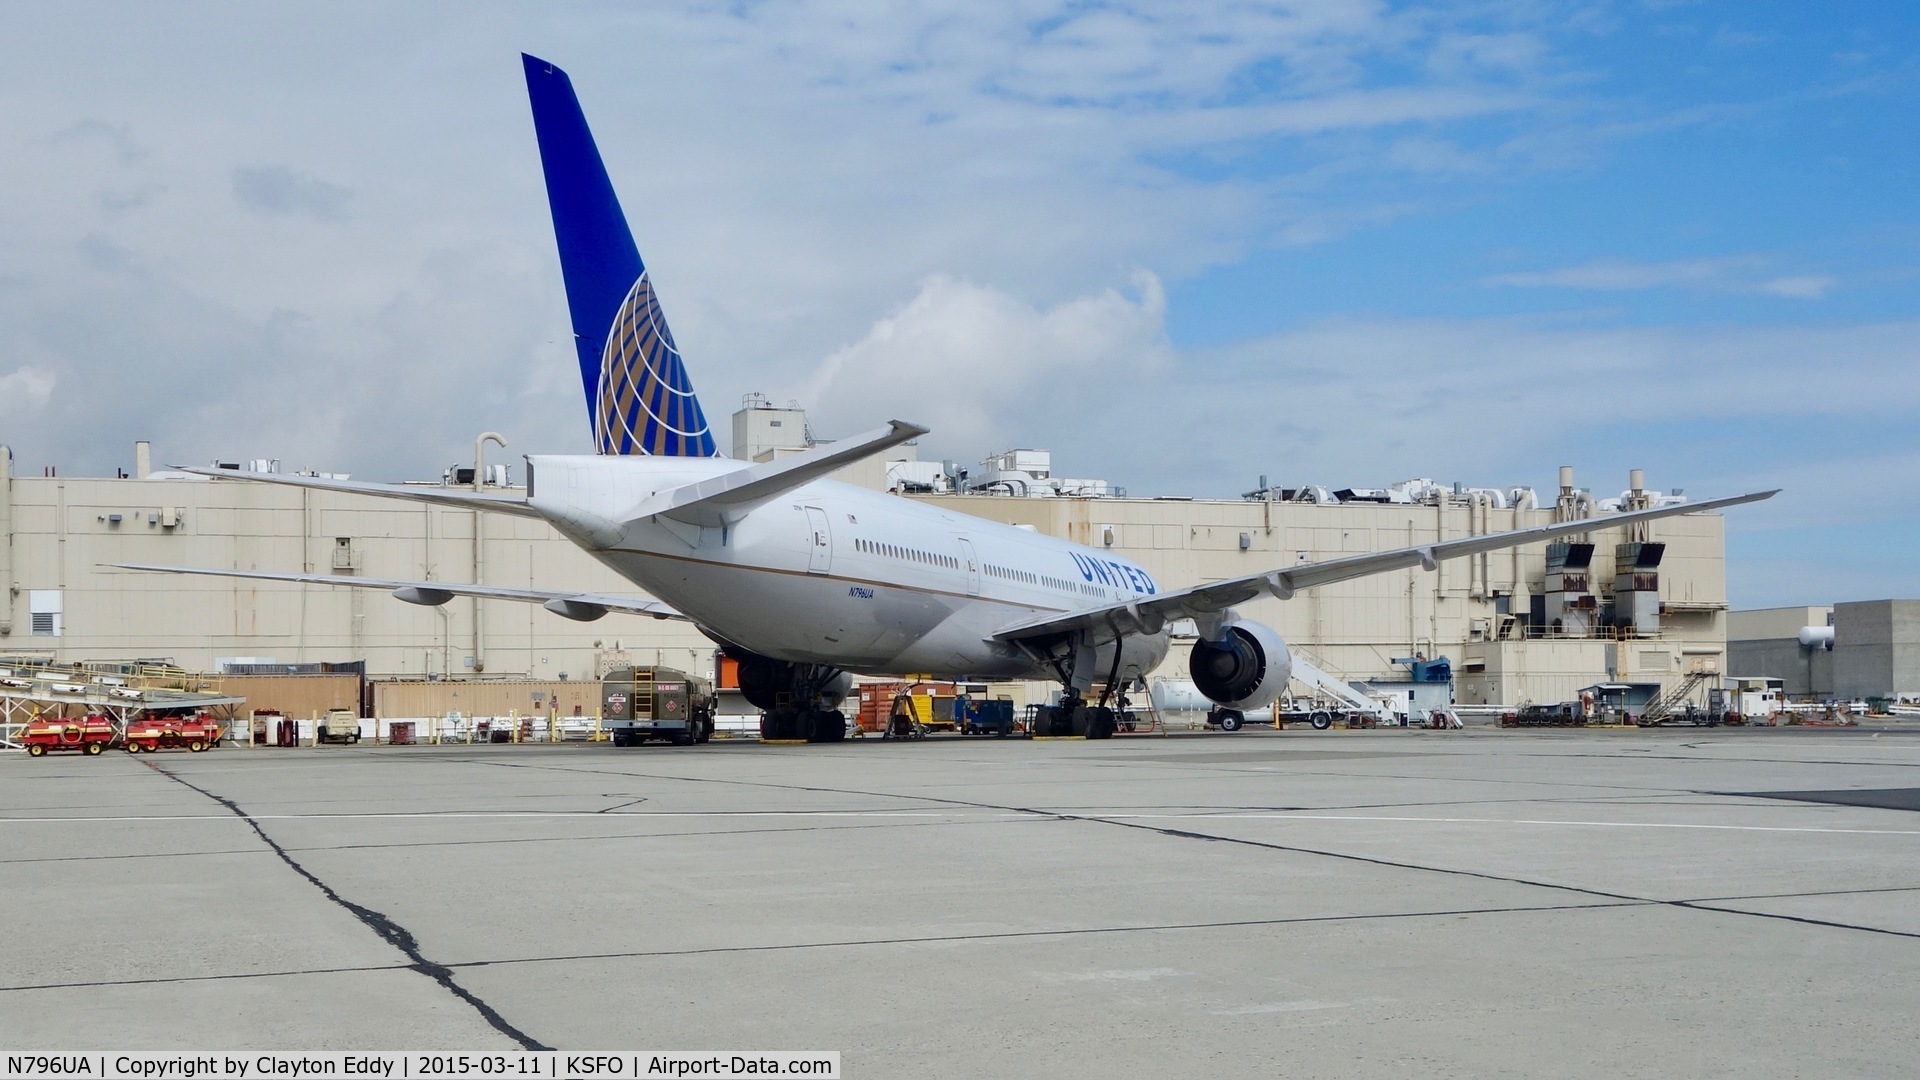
top-left (804, 506), bottom-right (832, 574)
top-left (957, 537), bottom-right (981, 596)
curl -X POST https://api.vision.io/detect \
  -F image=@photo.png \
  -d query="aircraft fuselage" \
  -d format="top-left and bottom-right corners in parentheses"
top-left (526, 454), bottom-right (1172, 682)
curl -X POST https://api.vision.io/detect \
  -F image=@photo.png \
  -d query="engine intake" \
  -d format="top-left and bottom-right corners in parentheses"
top-left (1189, 621), bottom-right (1292, 710)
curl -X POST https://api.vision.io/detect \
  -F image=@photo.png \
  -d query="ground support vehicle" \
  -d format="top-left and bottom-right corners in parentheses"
top-left (1206, 705), bottom-right (1354, 731)
top-left (22, 714), bottom-right (116, 756)
top-left (603, 666), bottom-right (716, 746)
top-left (959, 698), bottom-right (1017, 737)
top-left (1501, 704), bottom-right (1585, 727)
top-left (123, 713), bottom-right (221, 753)
top-left (317, 709), bottom-right (363, 744)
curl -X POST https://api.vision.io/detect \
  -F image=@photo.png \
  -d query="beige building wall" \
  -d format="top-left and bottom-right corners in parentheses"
top-left (0, 468), bottom-right (710, 680)
top-left (373, 679), bottom-right (603, 720)
top-left (210, 674), bottom-right (363, 718)
top-left (0, 452), bottom-right (1729, 707)
top-left (1729, 606), bottom-right (1833, 642)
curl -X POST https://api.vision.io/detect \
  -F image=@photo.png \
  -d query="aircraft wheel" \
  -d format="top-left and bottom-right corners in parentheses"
top-left (810, 710), bottom-right (846, 743)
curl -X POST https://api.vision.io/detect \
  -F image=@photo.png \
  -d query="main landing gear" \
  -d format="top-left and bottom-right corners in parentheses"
top-left (737, 654), bottom-right (849, 744)
top-left (1031, 690), bottom-right (1119, 739)
top-left (760, 703), bottom-right (847, 743)
top-left (1027, 634), bottom-right (1124, 740)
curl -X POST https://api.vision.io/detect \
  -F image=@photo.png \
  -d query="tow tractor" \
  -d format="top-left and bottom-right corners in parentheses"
top-left (22, 714), bottom-right (116, 757)
top-left (123, 713), bottom-right (222, 754)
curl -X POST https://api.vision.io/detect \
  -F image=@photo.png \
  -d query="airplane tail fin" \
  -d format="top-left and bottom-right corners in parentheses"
top-left (522, 53), bottom-right (718, 457)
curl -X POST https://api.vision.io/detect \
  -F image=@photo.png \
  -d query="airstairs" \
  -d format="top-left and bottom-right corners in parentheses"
top-left (1638, 661), bottom-right (1718, 725)
top-left (1287, 651), bottom-right (1390, 723)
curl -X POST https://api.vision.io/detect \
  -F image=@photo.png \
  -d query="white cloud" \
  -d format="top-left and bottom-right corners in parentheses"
top-left (231, 165), bottom-right (354, 222)
top-left (0, 365), bottom-right (56, 412)
top-left (1485, 256), bottom-right (1836, 298)
top-left (1004, 309), bottom-right (1911, 510)
top-left (1756, 275), bottom-right (1836, 299)
top-left (801, 272), bottom-right (1173, 456)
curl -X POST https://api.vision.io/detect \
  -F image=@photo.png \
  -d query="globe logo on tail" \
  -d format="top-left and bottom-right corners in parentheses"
top-left (594, 271), bottom-right (717, 457)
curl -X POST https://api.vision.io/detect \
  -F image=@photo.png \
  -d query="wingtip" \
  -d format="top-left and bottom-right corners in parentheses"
top-left (889, 419), bottom-right (932, 438)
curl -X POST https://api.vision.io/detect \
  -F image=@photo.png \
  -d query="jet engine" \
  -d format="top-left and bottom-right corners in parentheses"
top-left (1189, 621), bottom-right (1292, 711)
top-left (735, 654), bottom-right (790, 712)
top-left (734, 652), bottom-right (853, 712)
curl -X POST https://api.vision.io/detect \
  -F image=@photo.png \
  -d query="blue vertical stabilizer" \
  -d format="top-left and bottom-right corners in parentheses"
top-left (522, 53), bottom-right (717, 457)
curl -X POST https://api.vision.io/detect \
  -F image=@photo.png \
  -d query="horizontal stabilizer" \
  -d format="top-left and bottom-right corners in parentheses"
top-left (623, 420), bottom-right (928, 528)
top-left (173, 466), bottom-right (544, 518)
top-left (109, 563), bottom-right (682, 622)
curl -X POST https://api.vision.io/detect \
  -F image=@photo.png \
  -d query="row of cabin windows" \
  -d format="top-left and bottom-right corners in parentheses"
top-left (854, 542), bottom-right (1117, 600)
top-left (986, 563), bottom-right (1038, 585)
top-left (855, 537), bottom-right (959, 570)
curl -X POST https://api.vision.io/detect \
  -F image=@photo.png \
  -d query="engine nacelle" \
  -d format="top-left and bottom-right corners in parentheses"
top-left (734, 652), bottom-right (854, 712)
top-left (817, 671), bottom-right (854, 711)
top-left (1188, 620), bottom-right (1292, 711)
top-left (735, 653), bottom-right (791, 712)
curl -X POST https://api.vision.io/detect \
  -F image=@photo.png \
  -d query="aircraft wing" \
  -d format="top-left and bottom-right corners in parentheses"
top-left (173, 467), bottom-right (545, 519)
top-left (989, 489), bottom-right (1778, 642)
top-left (108, 563), bottom-right (682, 622)
top-left (623, 420), bottom-right (928, 528)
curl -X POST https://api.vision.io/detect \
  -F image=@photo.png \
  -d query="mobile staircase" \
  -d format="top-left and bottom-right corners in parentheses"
top-left (1637, 662), bottom-right (1718, 726)
top-left (1287, 652), bottom-right (1392, 728)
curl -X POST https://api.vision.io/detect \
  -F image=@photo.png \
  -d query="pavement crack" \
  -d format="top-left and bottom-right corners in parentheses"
top-left (135, 758), bottom-right (552, 1050)
top-left (445, 901), bottom-right (1644, 971)
top-left (1, 900), bottom-right (1641, 993)
top-left (1053, 811), bottom-right (1920, 942)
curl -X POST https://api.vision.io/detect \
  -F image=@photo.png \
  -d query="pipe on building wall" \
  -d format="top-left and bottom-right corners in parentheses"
top-left (0, 444), bottom-right (12, 637)
top-left (1466, 491), bottom-right (1488, 598)
top-left (470, 432), bottom-right (506, 673)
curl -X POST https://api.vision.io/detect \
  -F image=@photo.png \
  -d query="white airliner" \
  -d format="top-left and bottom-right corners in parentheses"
top-left (119, 54), bottom-right (1776, 742)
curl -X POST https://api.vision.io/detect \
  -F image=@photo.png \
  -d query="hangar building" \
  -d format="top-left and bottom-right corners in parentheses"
top-left (1, 404), bottom-right (1736, 709)
top-left (1729, 601), bottom-right (1919, 700)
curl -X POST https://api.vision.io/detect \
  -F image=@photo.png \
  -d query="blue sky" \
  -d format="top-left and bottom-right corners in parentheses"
top-left (0, 1), bottom-right (1915, 608)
